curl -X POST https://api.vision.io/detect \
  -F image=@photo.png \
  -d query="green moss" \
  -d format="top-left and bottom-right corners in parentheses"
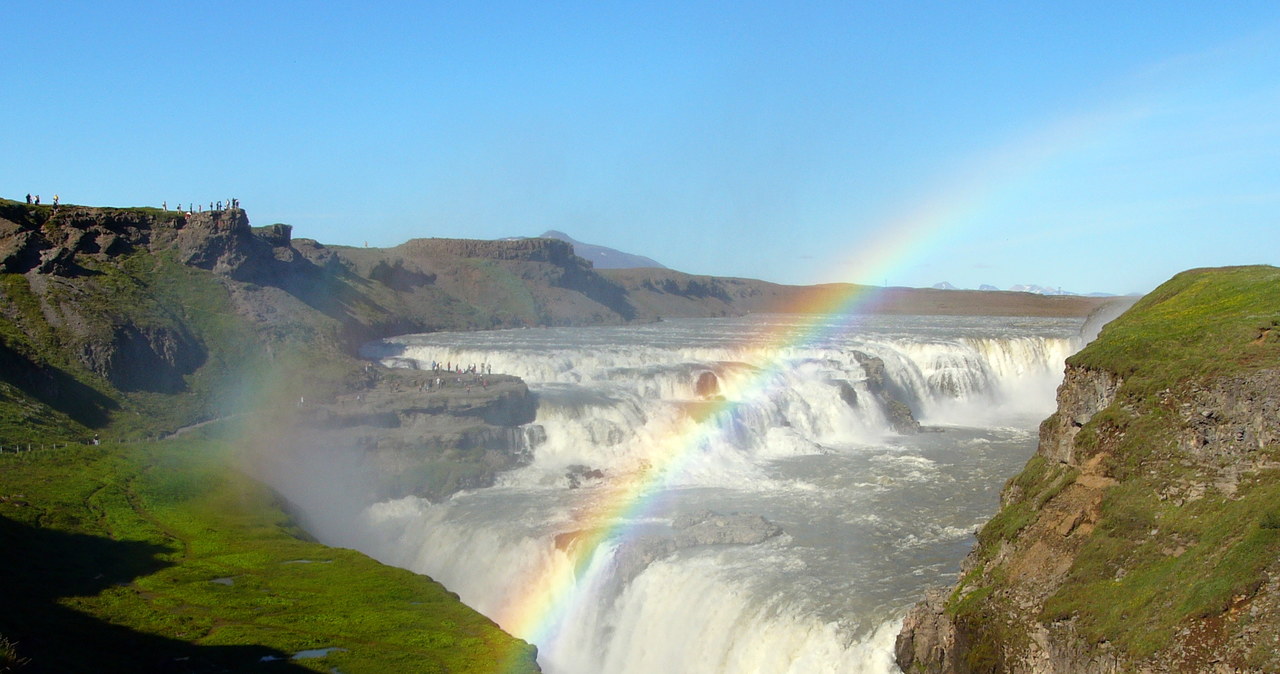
top-left (971, 456), bottom-right (1077, 553)
top-left (0, 438), bottom-right (538, 673)
top-left (942, 267), bottom-right (1280, 666)
top-left (1069, 265), bottom-right (1280, 397)
top-left (458, 259), bottom-right (543, 326)
top-left (1043, 473), bottom-right (1280, 658)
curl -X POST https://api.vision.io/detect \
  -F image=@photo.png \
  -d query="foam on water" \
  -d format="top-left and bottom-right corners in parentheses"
top-left (314, 314), bottom-right (1088, 673)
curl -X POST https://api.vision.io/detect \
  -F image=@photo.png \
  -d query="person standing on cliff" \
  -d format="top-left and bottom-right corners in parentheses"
top-left (53, 194), bottom-right (59, 206)
top-left (25, 194), bottom-right (31, 204)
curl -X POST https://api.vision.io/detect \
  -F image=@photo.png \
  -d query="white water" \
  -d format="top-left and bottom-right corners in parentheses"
top-left (298, 314), bottom-right (1085, 673)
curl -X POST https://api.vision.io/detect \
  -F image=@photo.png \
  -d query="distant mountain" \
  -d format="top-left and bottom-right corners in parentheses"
top-left (539, 230), bottom-right (667, 270)
top-left (936, 282), bottom-right (1116, 297)
top-left (1009, 283), bottom-right (1073, 296)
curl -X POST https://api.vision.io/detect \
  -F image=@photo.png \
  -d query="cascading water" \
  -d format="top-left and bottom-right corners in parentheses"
top-left (309, 314), bottom-right (1085, 673)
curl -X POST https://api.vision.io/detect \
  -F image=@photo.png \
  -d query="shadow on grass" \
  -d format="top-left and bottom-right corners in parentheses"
top-left (0, 515), bottom-right (311, 673)
top-left (0, 342), bottom-right (117, 431)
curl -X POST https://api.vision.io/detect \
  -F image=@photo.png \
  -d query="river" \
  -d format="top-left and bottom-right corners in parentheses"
top-left (305, 314), bottom-right (1086, 673)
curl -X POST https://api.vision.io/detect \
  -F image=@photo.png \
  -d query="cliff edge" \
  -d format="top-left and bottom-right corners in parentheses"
top-left (895, 265), bottom-right (1280, 673)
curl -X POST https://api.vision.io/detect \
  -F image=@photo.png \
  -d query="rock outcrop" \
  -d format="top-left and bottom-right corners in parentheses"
top-left (895, 266), bottom-right (1280, 674)
top-left (895, 364), bottom-right (1125, 674)
top-left (0, 196), bottom-right (1114, 445)
top-left (851, 351), bottom-right (921, 434)
top-left (293, 368), bottom-right (539, 502)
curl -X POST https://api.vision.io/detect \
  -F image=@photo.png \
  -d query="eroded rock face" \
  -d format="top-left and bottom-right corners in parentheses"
top-left (695, 371), bottom-right (720, 398)
top-left (609, 510), bottom-right (784, 585)
top-left (0, 208), bottom-right (159, 275)
top-left (894, 589), bottom-right (959, 673)
top-left (90, 324), bottom-right (207, 393)
top-left (895, 364), bottom-right (1131, 673)
top-left (291, 369), bottom-right (538, 502)
top-left (851, 351), bottom-right (921, 434)
top-left (895, 362), bottom-right (1280, 673)
top-left (1038, 366), bottom-right (1123, 465)
top-left (176, 211), bottom-right (313, 284)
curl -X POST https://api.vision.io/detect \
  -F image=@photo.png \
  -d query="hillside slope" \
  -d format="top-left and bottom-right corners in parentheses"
top-left (0, 199), bottom-right (1109, 443)
top-left (601, 269), bottom-right (1110, 319)
top-left (0, 436), bottom-right (540, 673)
top-left (895, 265), bottom-right (1280, 673)
top-left (0, 201), bottom-right (643, 441)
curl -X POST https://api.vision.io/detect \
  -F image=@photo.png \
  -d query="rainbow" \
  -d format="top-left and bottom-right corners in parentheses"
top-left (493, 105), bottom-right (1144, 668)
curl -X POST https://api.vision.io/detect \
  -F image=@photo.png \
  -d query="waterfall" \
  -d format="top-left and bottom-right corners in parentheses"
top-left (317, 314), bottom-right (1086, 673)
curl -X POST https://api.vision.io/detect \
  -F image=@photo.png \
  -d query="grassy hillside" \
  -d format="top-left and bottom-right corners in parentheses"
top-left (1069, 265), bottom-right (1280, 395)
top-left (0, 433), bottom-right (538, 673)
top-left (915, 265), bottom-right (1280, 672)
top-left (1040, 266), bottom-right (1280, 660)
top-left (0, 198), bottom-right (1123, 673)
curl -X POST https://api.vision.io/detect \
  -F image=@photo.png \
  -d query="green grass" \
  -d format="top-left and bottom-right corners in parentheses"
top-left (0, 437), bottom-right (538, 673)
top-left (1042, 472), bottom-right (1280, 657)
top-left (1069, 265), bottom-right (1280, 397)
top-left (456, 259), bottom-right (543, 327)
top-left (960, 455), bottom-right (1078, 564)
top-left (0, 274), bottom-right (118, 440)
top-left (945, 265), bottom-right (1280, 667)
top-left (1037, 267), bottom-right (1280, 658)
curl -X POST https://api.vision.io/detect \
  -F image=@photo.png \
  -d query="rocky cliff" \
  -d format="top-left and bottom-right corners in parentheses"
top-left (895, 265), bottom-right (1280, 673)
top-left (0, 200), bottom-right (642, 440)
top-left (0, 198), bottom-right (1109, 444)
top-left (289, 366), bottom-right (539, 503)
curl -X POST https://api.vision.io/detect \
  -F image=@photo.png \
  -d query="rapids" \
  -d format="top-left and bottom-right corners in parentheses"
top-left (322, 315), bottom-right (1086, 673)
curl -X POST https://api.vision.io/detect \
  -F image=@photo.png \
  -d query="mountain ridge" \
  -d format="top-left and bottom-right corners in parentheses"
top-left (538, 229), bottom-right (667, 269)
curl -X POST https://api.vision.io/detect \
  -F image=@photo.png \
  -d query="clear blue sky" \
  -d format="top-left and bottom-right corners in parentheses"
top-left (6, 2), bottom-right (1279, 294)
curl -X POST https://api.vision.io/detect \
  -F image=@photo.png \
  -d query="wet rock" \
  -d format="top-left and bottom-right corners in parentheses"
top-left (851, 351), bottom-right (921, 434)
top-left (894, 588), bottom-right (958, 673)
top-left (566, 465), bottom-right (605, 489)
top-left (695, 371), bottom-right (720, 398)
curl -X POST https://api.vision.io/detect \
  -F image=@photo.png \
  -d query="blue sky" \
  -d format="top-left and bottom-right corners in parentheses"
top-left (5, 2), bottom-right (1279, 294)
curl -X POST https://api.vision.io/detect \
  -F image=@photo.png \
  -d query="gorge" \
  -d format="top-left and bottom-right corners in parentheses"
top-left (2, 200), bottom-right (1277, 673)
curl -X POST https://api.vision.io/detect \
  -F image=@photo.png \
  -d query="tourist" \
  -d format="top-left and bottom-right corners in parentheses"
top-left (25, 194), bottom-right (31, 204)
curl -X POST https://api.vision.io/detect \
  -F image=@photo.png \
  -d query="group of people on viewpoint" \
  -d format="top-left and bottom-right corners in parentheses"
top-left (425, 361), bottom-right (494, 393)
top-left (21, 194), bottom-right (240, 215)
top-left (163, 198), bottom-right (239, 214)
top-left (432, 361), bottom-right (492, 376)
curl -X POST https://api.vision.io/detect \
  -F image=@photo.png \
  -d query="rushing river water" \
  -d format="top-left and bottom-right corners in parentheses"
top-left (301, 314), bottom-right (1087, 673)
